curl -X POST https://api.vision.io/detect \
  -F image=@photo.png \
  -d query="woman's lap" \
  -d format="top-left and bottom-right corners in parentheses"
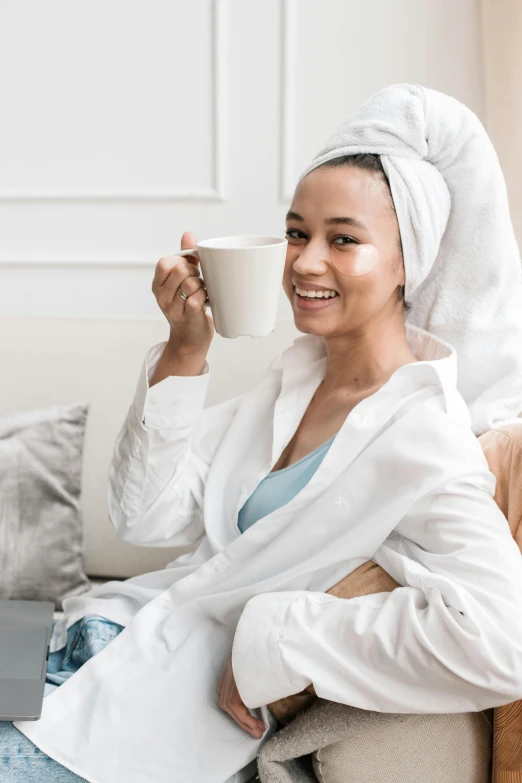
top-left (0, 614), bottom-right (123, 782)
top-left (0, 721), bottom-right (84, 782)
top-left (1, 613), bottom-right (495, 782)
top-left (46, 615), bottom-right (123, 686)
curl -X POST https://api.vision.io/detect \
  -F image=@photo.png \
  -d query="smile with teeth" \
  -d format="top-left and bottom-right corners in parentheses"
top-left (295, 287), bottom-right (339, 299)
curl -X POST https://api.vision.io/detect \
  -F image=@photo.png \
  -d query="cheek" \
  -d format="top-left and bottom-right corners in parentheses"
top-left (332, 244), bottom-right (379, 277)
top-left (285, 246), bottom-right (298, 265)
top-left (283, 251), bottom-right (297, 286)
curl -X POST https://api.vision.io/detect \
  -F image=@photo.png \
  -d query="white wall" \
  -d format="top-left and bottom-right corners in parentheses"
top-left (0, 0), bottom-right (484, 326)
top-left (481, 0), bottom-right (522, 244)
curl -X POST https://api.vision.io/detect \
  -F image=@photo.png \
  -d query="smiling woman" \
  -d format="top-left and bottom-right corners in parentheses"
top-left (9, 84), bottom-right (522, 783)
top-left (267, 154), bottom-right (421, 497)
top-left (284, 154), bottom-right (411, 332)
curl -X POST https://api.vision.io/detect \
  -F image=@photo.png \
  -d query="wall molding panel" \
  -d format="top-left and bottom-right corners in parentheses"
top-left (0, 0), bottom-right (227, 203)
top-left (0, 1), bottom-right (486, 275)
top-left (0, 257), bottom-right (155, 267)
top-left (280, 0), bottom-right (297, 202)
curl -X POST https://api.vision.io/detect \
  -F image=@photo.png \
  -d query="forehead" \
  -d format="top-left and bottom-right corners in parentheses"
top-left (291, 165), bottom-right (393, 221)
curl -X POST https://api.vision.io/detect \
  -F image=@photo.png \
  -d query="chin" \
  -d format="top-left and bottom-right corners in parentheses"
top-left (292, 315), bottom-right (333, 337)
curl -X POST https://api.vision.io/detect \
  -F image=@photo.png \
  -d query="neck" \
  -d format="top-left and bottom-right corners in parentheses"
top-left (320, 314), bottom-right (418, 396)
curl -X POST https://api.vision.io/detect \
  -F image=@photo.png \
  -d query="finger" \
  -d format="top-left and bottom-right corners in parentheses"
top-left (229, 714), bottom-right (260, 737)
top-left (218, 662), bottom-right (265, 735)
top-left (161, 280), bottom-right (207, 322)
top-left (161, 280), bottom-right (204, 319)
top-left (219, 689), bottom-right (265, 737)
top-left (166, 269), bottom-right (203, 299)
top-left (180, 231), bottom-right (200, 269)
top-left (162, 260), bottom-right (200, 292)
top-left (184, 286), bottom-right (208, 313)
top-left (154, 260), bottom-right (200, 303)
top-left (230, 699), bottom-right (265, 733)
top-left (181, 230), bottom-right (197, 251)
top-left (221, 703), bottom-right (264, 738)
top-left (234, 718), bottom-right (263, 738)
top-left (152, 256), bottom-right (187, 289)
top-left (232, 714), bottom-right (265, 738)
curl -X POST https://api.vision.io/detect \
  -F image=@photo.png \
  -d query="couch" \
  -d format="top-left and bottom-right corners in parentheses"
top-left (0, 315), bottom-right (299, 587)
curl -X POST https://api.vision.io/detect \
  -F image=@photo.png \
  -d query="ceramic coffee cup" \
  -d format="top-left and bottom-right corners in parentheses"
top-left (176, 235), bottom-right (287, 338)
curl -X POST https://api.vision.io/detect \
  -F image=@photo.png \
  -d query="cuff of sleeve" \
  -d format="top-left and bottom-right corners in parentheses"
top-left (133, 342), bottom-right (210, 427)
top-left (232, 592), bottom-right (310, 709)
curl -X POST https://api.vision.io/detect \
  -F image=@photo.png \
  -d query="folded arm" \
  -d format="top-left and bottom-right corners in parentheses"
top-left (233, 475), bottom-right (522, 714)
top-left (267, 561), bottom-right (400, 723)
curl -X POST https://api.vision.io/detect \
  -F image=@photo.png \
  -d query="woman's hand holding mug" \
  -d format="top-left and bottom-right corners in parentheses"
top-left (150, 231), bottom-right (214, 384)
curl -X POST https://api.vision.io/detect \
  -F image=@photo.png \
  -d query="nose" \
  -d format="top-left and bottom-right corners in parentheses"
top-left (291, 242), bottom-right (330, 275)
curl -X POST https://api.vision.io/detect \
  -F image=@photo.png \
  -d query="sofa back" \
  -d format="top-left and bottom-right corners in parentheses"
top-left (0, 316), bottom-right (299, 578)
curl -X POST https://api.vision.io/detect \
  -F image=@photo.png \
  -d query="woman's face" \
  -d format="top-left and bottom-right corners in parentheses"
top-left (283, 164), bottom-right (405, 338)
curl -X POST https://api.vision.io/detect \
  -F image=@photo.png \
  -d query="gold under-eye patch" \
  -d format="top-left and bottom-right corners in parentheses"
top-left (331, 244), bottom-right (379, 276)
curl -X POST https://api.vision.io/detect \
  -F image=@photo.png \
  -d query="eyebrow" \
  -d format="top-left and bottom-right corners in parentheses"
top-left (285, 210), bottom-right (368, 231)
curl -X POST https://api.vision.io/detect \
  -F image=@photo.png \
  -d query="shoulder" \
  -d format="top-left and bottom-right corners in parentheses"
top-left (387, 384), bottom-right (493, 489)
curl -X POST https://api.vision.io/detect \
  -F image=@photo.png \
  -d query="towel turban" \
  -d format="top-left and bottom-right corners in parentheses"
top-left (297, 83), bottom-right (522, 436)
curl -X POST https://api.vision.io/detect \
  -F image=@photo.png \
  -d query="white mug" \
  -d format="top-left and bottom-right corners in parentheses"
top-left (176, 235), bottom-right (288, 338)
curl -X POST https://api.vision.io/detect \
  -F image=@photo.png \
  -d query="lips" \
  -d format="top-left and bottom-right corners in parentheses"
top-left (293, 286), bottom-right (339, 311)
top-left (292, 282), bottom-right (339, 295)
top-left (295, 288), bottom-right (338, 300)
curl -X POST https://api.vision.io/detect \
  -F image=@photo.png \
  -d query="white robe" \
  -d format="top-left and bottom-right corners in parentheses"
top-left (15, 324), bottom-right (522, 783)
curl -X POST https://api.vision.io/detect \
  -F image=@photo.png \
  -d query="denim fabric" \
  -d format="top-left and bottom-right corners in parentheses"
top-left (46, 615), bottom-right (124, 687)
top-left (0, 614), bottom-right (123, 781)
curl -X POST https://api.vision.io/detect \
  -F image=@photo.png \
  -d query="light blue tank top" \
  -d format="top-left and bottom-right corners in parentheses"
top-left (237, 435), bottom-right (336, 533)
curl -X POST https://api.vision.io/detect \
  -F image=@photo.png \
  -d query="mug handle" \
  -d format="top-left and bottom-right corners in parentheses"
top-left (176, 247), bottom-right (200, 262)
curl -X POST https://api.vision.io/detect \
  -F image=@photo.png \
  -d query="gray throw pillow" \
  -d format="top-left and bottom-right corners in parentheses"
top-left (0, 402), bottom-right (91, 609)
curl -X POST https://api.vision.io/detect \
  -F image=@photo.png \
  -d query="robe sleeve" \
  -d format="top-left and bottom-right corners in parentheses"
top-left (232, 474), bottom-right (522, 713)
top-left (107, 341), bottom-right (245, 548)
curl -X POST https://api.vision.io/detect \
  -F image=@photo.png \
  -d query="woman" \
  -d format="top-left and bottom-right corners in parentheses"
top-left (5, 84), bottom-right (522, 783)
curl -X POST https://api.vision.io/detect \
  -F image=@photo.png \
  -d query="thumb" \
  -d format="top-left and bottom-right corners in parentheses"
top-left (180, 230), bottom-right (199, 269)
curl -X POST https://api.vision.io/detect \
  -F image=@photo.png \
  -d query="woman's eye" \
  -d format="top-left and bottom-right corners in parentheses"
top-left (285, 229), bottom-right (306, 240)
top-left (285, 230), bottom-right (355, 245)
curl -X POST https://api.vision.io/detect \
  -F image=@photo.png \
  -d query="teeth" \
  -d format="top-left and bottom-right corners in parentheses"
top-left (295, 287), bottom-right (338, 299)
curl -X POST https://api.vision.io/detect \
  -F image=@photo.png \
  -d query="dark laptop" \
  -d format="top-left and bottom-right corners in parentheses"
top-left (0, 599), bottom-right (54, 721)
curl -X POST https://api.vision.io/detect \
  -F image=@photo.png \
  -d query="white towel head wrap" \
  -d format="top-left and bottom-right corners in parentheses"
top-left (298, 83), bottom-right (522, 435)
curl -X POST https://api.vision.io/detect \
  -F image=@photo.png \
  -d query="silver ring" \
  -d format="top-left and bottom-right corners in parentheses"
top-left (177, 286), bottom-right (188, 301)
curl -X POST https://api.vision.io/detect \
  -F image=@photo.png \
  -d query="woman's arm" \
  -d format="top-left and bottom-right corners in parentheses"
top-left (267, 423), bottom-right (522, 724)
top-left (267, 561), bottom-right (401, 724)
top-left (149, 337), bottom-right (208, 386)
top-left (107, 341), bottom-right (245, 548)
top-left (232, 474), bottom-right (522, 714)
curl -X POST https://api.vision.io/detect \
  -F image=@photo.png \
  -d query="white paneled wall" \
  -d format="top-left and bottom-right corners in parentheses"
top-left (0, 0), bottom-right (484, 322)
top-left (0, 2), bottom-right (219, 199)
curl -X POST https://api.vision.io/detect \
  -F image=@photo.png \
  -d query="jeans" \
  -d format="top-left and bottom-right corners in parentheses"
top-left (0, 614), bottom-right (123, 782)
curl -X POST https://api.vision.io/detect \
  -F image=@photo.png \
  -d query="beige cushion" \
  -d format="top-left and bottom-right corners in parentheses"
top-left (257, 699), bottom-right (492, 783)
top-left (312, 710), bottom-right (492, 783)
